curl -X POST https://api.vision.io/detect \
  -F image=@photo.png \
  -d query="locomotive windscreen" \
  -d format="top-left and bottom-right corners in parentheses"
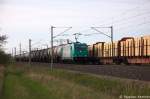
top-left (74, 43), bottom-right (88, 57)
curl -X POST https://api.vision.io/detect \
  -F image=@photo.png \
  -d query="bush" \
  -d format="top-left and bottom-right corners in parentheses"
top-left (0, 50), bottom-right (11, 65)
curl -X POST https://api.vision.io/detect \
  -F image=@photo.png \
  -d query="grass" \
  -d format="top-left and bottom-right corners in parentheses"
top-left (30, 66), bottom-right (150, 96)
top-left (1, 64), bottom-right (113, 99)
top-left (1, 63), bottom-right (150, 99)
top-left (27, 73), bottom-right (109, 99)
top-left (2, 74), bottom-right (54, 99)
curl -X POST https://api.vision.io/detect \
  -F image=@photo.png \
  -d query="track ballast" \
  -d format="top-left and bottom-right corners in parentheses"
top-left (19, 62), bottom-right (150, 81)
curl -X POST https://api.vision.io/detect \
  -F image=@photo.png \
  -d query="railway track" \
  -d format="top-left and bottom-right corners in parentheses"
top-left (18, 62), bottom-right (150, 81)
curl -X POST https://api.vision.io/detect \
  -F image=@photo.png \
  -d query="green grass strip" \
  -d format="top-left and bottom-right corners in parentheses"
top-left (46, 69), bottom-right (150, 96)
top-left (2, 73), bottom-right (59, 99)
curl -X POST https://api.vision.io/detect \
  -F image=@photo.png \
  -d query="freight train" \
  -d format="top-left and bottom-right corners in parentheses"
top-left (15, 35), bottom-right (150, 65)
top-left (15, 42), bottom-right (99, 64)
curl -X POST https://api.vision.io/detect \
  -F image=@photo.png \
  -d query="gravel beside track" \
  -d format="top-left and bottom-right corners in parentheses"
top-left (19, 62), bottom-right (150, 81)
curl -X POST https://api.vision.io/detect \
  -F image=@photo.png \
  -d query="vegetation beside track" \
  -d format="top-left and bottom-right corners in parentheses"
top-left (48, 70), bottom-right (150, 96)
top-left (0, 35), bottom-right (11, 65)
top-left (2, 64), bottom-right (112, 99)
top-left (0, 66), bottom-right (5, 97)
top-left (1, 63), bottom-right (150, 99)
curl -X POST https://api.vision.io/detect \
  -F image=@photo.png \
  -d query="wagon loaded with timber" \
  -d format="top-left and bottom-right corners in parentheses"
top-left (89, 35), bottom-right (150, 64)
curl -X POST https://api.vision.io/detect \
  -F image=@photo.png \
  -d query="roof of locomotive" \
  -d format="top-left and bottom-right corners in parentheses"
top-left (58, 42), bottom-right (87, 46)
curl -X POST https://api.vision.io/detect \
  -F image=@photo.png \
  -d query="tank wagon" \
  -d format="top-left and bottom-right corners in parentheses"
top-left (15, 42), bottom-right (99, 63)
top-left (89, 35), bottom-right (150, 64)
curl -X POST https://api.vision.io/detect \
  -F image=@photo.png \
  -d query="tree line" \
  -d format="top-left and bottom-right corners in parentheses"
top-left (0, 35), bottom-right (11, 65)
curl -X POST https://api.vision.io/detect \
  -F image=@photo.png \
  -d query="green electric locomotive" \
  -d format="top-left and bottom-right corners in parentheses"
top-left (61, 42), bottom-right (88, 62)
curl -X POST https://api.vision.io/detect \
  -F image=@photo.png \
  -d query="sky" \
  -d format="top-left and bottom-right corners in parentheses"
top-left (0, 0), bottom-right (150, 54)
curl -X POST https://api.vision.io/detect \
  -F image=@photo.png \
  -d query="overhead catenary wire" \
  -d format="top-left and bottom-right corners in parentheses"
top-left (102, 11), bottom-right (150, 26)
top-left (53, 27), bottom-right (72, 38)
top-left (116, 18), bottom-right (150, 31)
top-left (113, 14), bottom-right (150, 28)
top-left (96, 3), bottom-right (150, 26)
top-left (90, 3), bottom-right (150, 41)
